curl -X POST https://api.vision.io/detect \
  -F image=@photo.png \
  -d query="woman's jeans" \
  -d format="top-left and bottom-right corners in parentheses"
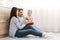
top-left (15, 25), bottom-right (42, 37)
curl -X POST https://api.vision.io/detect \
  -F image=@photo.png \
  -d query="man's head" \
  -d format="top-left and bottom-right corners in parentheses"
top-left (18, 8), bottom-right (23, 17)
top-left (27, 10), bottom-right (32, 16)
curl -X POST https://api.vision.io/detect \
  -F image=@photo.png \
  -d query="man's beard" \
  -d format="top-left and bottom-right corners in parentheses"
top-left (20, 15), bottom-right (23, 17)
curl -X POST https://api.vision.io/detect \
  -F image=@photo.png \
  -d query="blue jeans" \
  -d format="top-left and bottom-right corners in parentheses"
top-left (15, 25), bottom-right (42, 37)
top-left (31, 25), bottom-right (43, 33)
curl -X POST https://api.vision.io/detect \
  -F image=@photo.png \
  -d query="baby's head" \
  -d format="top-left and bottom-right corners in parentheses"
top-left (27, 10), bottom-right (32, 16)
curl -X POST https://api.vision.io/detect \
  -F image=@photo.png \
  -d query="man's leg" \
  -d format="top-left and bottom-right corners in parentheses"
top-left (31, 25), bottom-right (47, 38)
top-left (31, 25), bottom-right (43, 33)
top-left (22, 25), bottom-right (42, 33)
top-left (22, 25), bottom-right (35, 30)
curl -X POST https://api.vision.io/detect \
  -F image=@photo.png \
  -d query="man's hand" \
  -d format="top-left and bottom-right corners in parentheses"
top-left (25, 20), bottom-right (30, 25)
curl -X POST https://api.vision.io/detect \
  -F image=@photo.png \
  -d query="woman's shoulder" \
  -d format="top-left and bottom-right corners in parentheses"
top-left (11, 16), bottom-right (18, 21)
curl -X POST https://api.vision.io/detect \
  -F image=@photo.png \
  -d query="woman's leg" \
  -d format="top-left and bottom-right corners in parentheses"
top-left (15, 29), bottom-right (31, 37)
top-left (22, 25), bottom-right (46, 38)
top-left (15, 29), bottom-right (42, 37)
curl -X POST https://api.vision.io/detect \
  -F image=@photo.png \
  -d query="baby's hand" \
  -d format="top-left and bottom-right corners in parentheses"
top-left (29, 18), bottom-right (33, 22)
top-left (25, 17), bottom-right (29, 20)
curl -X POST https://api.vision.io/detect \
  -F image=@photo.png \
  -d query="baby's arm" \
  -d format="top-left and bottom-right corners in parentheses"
top-left (25, 17), bottom-right (34, 23)
top-left (29, 18), bottom-right (33, 23)
top-left (25, 17), bottom-right (29, 20)
top-left (25, 17), bottom-right (30, 23)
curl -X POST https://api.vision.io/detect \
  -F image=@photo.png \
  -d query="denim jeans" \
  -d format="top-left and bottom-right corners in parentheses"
top-left (31, 25), bottom-right (43, 33)
top-left (15, 25), bottom-right (42, 37)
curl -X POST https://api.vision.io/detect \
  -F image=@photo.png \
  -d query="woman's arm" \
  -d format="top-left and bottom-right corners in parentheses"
top-left (12, 17), bottom-right (26, 29)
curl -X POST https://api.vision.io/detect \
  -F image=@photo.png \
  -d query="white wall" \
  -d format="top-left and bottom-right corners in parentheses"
top-left (22, 0), bottom-right (60, 32)
top-left (32, 8), bottom-right (60, 32)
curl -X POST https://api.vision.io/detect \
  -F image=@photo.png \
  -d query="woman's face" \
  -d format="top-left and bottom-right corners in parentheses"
top-left (16, 10), bottom-right (18, 17)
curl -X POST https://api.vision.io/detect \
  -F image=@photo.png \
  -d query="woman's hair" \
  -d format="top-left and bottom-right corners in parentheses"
top-left (9, 7), bottom-right (17, 23)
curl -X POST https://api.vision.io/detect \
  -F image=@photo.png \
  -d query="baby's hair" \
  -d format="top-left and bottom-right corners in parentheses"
top-left (28, 10), bottom-right (32, 13)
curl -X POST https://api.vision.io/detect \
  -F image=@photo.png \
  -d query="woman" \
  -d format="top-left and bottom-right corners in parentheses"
top-left (9, 7), bottom-right (43, 37)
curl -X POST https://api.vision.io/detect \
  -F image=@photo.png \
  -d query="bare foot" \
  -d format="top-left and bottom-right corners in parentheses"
top-left (42, 32), bottom-right (47, 38)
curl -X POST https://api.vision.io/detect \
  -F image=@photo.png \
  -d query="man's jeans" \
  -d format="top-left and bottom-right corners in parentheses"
top-left (15, 25), bottom-right (42, 37)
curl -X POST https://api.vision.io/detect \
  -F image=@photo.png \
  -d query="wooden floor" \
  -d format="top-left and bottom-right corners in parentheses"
top-left (0, 33), bottom-right (60, 40)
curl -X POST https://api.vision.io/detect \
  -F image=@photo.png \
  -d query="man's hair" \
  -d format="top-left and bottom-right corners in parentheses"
top-left (18, 8), bottom-right (23, 12)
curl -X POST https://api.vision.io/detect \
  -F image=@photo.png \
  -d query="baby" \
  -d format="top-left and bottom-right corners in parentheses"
top-left (25, 10), bottom-right (34, 26)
